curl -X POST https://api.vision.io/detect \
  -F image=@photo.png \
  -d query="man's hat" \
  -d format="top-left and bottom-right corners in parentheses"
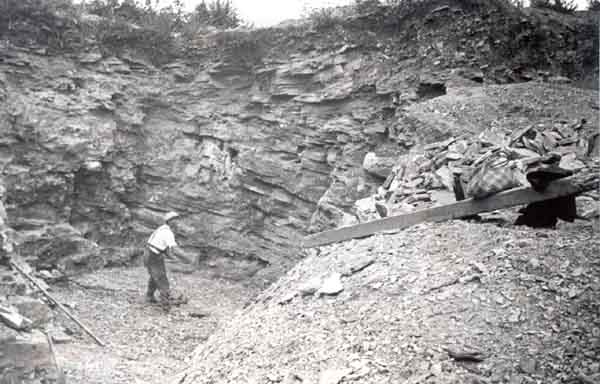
top-left (164, 211), bottom-right (180, 222)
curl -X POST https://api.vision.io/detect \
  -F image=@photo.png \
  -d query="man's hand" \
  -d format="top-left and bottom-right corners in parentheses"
top-left (170, 247), bottom-right (196, 265)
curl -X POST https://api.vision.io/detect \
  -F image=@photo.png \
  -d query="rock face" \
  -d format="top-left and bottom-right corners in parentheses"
top-left (0, 1), bottom-right (598, 281)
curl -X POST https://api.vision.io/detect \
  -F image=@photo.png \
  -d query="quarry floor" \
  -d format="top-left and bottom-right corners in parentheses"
top-left (48, 209), bottom-right (600, 384)
top-left (50, 265), bottom-right (260, 384)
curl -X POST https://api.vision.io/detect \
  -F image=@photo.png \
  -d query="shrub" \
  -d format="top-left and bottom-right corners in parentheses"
top-left (0, 0), bottom-right (77, 47)
top-left (0, 0), bottom-right (247, 64)
top-left (354, 0), bottom-right (382, 14)
top-left (81, 0), bottom-right (181, 64)
top-left (531, 0), bottom-right (578, 13)
top-left (588, 0), bottom-right (600, 10)
top-left (307, 6), bottom-right (344, 30)
top-left (215, 30), bottom-right (264, 66)
top-left (191, 0), bottom-right (240, 29)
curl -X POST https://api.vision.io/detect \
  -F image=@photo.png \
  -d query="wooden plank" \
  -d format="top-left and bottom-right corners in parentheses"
top-left (303, 170), bottom-right (599, 248)
top-left (10, 260), bottom-right (106, 347)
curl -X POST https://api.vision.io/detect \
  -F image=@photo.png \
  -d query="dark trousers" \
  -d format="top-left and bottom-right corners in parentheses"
top-left (144, 248), bottom-right (171, 302)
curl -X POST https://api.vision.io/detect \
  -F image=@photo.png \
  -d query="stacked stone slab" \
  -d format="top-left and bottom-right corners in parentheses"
top-left (1, 200), bottom-right (65, 383)
top-left (357, 119), bottom-right (599, 220)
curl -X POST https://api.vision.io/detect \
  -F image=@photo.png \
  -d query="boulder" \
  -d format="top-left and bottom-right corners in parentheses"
top-left (16, 224), bottom-right (102, 272)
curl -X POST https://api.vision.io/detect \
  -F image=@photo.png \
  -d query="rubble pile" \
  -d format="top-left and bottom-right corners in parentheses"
top-left (357, 118), bottom-right (599, 221)
top-left (1, 200), bottom-right (66, 383)
top-left (0, 277), bottom-right (66, 383)
top-left (177, 218), bottom-right (600, 384)
top-left (0, 262), bottom-right (68, 383)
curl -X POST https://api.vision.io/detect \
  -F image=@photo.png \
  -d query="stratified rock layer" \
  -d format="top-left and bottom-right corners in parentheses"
top-left (0, 1), bottom-right (598, 280)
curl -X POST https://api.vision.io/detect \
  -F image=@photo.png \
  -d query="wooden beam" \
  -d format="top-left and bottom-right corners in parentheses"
top-left (10, 260), bottom-right (106, 347)
top-left (303, 170), bottom-right (599, 248)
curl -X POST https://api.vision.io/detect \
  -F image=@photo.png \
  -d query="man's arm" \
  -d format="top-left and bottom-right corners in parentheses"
top-left (166, 246), bottom-right (195, 265)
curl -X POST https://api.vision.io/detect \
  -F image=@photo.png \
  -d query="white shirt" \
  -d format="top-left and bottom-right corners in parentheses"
top-left (147, 224), bottom-right (177, 254)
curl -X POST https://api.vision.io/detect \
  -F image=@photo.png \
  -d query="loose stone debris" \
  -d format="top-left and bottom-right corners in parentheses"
top-left (0, 282), bottom-right (65, 383)
top-left (359, 119), bottom-right (598, 222)
top-left (318, 367), bottom-right (353, 384)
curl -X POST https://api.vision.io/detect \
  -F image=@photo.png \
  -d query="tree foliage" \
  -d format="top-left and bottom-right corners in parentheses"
top-left (588, 0), bottom-right (600, 10)
top-left (190, 0), bottom-right (240, 29)
top-left (354, 0), bottom-right (382, 14)
top-left (530, 0), bottom-right (578, 13)
top-left (0, 0), bottom-right (244, 64)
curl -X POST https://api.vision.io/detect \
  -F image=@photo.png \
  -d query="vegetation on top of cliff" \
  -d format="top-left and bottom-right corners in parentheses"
top-left (190, 0), bottom-right (240, 28)
top-left (589, 0), bottom-right (600, 10)
top-left (530, 0), bottom-right (578, 13)
top-left (0, 0), bottom-right (597, 78)
top-left (0, 0), bottom-right (242, 64)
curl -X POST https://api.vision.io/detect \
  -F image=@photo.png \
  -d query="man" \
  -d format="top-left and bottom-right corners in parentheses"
top-left (145, 211), bottom-right (184, 311)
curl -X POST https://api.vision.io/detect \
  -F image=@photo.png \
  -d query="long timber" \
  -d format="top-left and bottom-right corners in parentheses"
top-left (303, 170), bottom-right (599, 248)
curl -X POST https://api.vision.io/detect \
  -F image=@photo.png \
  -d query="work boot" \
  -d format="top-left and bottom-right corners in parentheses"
top-left (145, 293), bottom-right (158, 304)
top-left (159, 292), bottom-right (172, 313)
top-left (168, 293), bottom-right (189, 306)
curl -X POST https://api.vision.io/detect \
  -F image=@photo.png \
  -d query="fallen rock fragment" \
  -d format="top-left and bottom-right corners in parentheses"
top-left (0, 304), bottom-right (33, 331)
top-left (266, 373), bottom-right (283, 382)
top-left (572, 267), bottom-right (585, 277)
top-left (298, 277), bottom-right (322, 297)
top-left (340, 257), bottom-right (376, 277)
top-left (363, 152), bottom-right (396, 179)
top-left (282, 372), bottom-right (303, 384)
top-left (7, 296), bottom-right (51, 328)
top-left (354, 196), bottom-right (380, 222)
top-left (318, 368), bottom-right (352, 384)
top-left (50, 329), bottom-right (73, 344)
top-left (317, 273), bottom-right (344, 296)
top-left (346, 360), bottom-right (371, 380)
top-left (375, 201), bottom-right (388, 217)
top-left (446, 346), bottom-right (485, 362)
top-left (559, 153), bottom-right (586, 171)
top-left (582, 206), bottom-right (599, 219)
top-left (576, 372), bottom-right (600, 384)
top-left (518, 357), bottom-right (537, 374)
top-left (37, 270), bottom-right (54, 280)
top-left (188, 311), bottom-right (210, 319)
top-left (278, 291), bottom-right (297, 304)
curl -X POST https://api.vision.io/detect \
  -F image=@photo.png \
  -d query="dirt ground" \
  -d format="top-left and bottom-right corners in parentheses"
top-left (49, 264), bottom-right (260, 384)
